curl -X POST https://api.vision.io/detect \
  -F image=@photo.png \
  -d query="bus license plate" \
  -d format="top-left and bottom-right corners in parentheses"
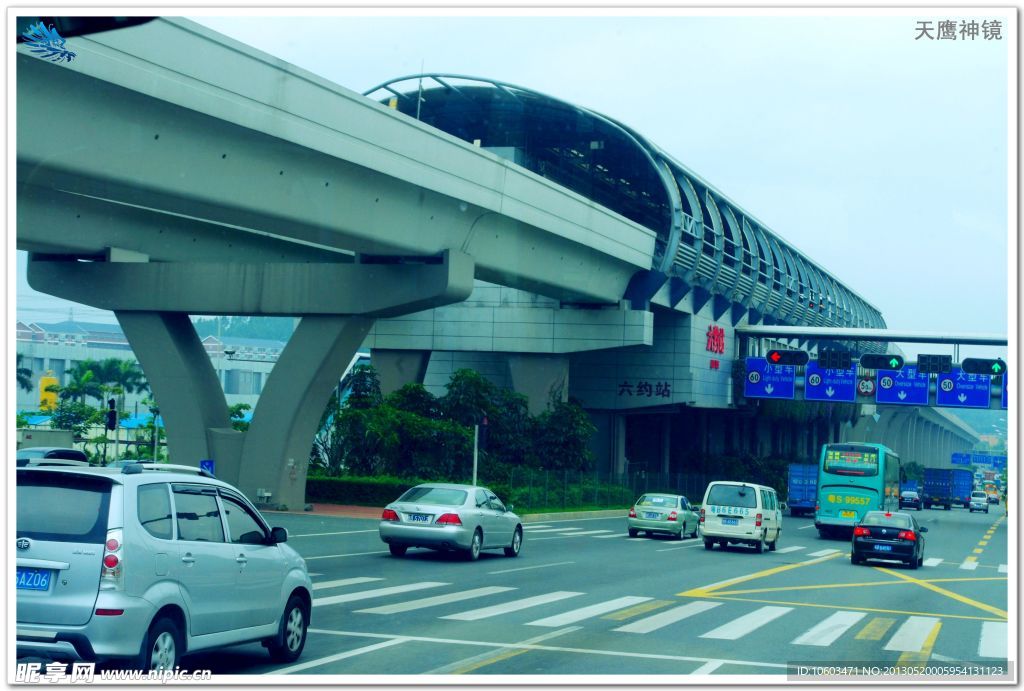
top-left (841, 510), bottom-right (857, 519)
top-left (16, 567), bottom-right (52, 591)
top-left (722, 518), bottom-right (739, 526)
top-left (873, 544), bottom-right (893, 552)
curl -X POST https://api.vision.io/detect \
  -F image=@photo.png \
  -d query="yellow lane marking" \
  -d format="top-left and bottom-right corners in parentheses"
top-left (973, 548), bottom-right (984, 554)
top-left (876, 567), bottom-right (1007, 619)
top-left (712, 576), bottom-right (1007, 597)
top-left (601, 600), bottom-right (675, 621)
top-left (979, 541), bottom-right (989, 546)
top-left (699, 595), bottom-right (1004, 622)
top-left (452, 647), bottom-right (528, 674)
top-left (897, 620), bottom-right (942, 665)
top-left (678, 552), bottom-right (843, 597)
top-left (964, 556), bottom-right (978, 563)
top-left (855, 617), bottom-right (897, 640)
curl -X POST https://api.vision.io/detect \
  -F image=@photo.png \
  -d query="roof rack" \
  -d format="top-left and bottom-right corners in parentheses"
top-left (122, 463), bottom-right (216, 479)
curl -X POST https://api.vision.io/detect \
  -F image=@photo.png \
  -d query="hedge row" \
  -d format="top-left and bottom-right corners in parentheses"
top-left (305, 475), bottom-right (420, 506)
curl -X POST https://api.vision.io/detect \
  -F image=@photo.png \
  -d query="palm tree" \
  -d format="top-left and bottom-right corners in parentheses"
top-left (61, 366), bottom-right (103, 404)
top-left (16, 354), bottom-right (32, 393)
top-left (91, 358), bottom-right (150, 411)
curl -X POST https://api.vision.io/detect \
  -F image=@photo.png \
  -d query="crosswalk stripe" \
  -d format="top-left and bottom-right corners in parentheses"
top-left (441, 591), bottom-right (584, 621)
top-left (923, 558), bottom-right (943, 567)
top-left (960, 560), bottom-right (980, 571)
top-left (354, 586), bottom-right (516, 615)
top-left (614, 601), bottom-right (722, 634)
top-left (883, 616), bottom-right (941, 652)
top-left (808, 549), bottom-right (839, 557)
top-left (699, 606), bottom-right (792, 640)
top-left (978, 622), bottom-right (1008, 658)
top-left (563, 530), bottom-right (613, 536)
top-left (775, 546), bottom-right (806, 554)
top-left (527, 596), bottom-right (652, 627)
top-left (791, 611), bottom-right (866, 646)
top-left (313, 582), bottom-right (448, 608)
top-left (998, 564), bottom-right (1008, 573)
top-left (312, 577), bottom-right (383, 591)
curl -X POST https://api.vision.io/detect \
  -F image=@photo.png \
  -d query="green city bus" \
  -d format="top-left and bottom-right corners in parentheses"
top-left (814, 442), bottom-right (901, 538)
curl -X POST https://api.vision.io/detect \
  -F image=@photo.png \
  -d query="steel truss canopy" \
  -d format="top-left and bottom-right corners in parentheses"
top-left (736, 325), bottom-right (1007, 346)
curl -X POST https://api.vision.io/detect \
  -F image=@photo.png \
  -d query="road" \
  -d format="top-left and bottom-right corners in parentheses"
top-left (182, 505), bottom-right (1010, 680)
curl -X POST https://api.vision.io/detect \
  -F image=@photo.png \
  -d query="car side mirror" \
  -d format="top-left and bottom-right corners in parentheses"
top-left (269, 526), bottom-right (288, 544)
top-left (920, 526), bottom-right (928, 533)
top-left (506, 504), bottom-right (514, 513)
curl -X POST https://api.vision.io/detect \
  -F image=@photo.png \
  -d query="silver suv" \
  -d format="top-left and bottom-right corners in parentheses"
top-left (16, 464), bottom-right (312, 670)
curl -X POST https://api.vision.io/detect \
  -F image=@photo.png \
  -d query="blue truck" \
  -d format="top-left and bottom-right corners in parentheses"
top-left (787, 463), bottom-right (818, 517)
top-left (900, 480), bottom-right (919, 494)
top-left (922, 467), bottom-right (974, 510)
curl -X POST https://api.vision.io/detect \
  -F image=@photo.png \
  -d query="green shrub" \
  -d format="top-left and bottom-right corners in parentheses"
top-left (305, 475), bottom-right (421, 506)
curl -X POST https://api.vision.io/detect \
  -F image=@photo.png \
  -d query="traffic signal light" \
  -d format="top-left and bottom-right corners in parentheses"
top-left (765, 349), bottom-right (809, 366)
top-left (860, 354), bottom-right (905, 370)
top-left (917, 354), bottom-right (953, 374)
top-left (961, 358), bottom-right (1007, 376)
top-left (818, 350), bottom-right (853, 370)
top-left (105, 398), bottom-right (117, 431)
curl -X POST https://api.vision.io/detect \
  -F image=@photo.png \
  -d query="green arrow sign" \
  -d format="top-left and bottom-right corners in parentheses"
top-left (889, 358), bottom-right (900, 368)
top-left (992, 362), bottom-right (1003, 374)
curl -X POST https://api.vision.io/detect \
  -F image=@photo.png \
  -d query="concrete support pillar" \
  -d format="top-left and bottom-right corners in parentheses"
top-left (507, 353), bottom-right (569, 416)
top-left (372, 349), bottom-right (431, 396)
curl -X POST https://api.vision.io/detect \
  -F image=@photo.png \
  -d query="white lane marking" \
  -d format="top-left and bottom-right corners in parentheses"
top-left (274, 638), bottom-right (406, 674)
top-left (306, 627), bottom-right (790, 669)
top-left (424, 627), bottom-right (581, 675)
top-left (614, 601), bottom-right (722, 634)
top-left (775, 546), bottom-right (806, 554)
top-left (312, 577), bottom-right (383, 591)
top-left (355, 587), bottom-right (515, 615)
top-left (527, 596), bottom-right (652, 627)
top-left (959, 560), bottom-right (980, 571)
top-left (522, 525), bottom-right (552, 530)
top-left (593, 534), bottom-right (630, 539)
top-left (442, 591), bottom-right (584, 621)
top-left (923, 558), bottom-right (944, 567)
top-left (314, 582), bottom-right (449, 607)
top-left (305, 550), bottom-right (390, 560)
top-left (564, 530), bottom-right (614, 536)
top-left (488, 561), bottom-right (575, 575)
top-left (699, 606), bottom-right (793, 640)
top-left (808, 548), bottom-right (839, 557)
top-left (791, 611), bottom-right (866, 646)
top-left (883, 616), bottom-right (941, 652)
top-left (308, 572), bottom-right (323, 578)
top-left (691, 660), bottom-right (724, 675)
top-left (998, 564), bottom-right (1008, 573)
top-left (290, 529), bottom-right (378, 538)
top-left (523, 527), bottom-right (584, 534)
top-left (656, 543), bottom-right (705, 552)
top-left (978, 622), bottom-right (1008, 658)
top-left (798, 524), bottom-right (815, 530)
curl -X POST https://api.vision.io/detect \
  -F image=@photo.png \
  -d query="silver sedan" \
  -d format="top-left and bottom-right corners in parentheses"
top-left (627, 493), bottom-right (700, 539)
top-left (379, 483), bottom-right (523, 560)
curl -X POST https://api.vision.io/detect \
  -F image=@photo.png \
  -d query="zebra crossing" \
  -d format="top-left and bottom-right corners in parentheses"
top-left (308, 575), bottom-right (1008, 658)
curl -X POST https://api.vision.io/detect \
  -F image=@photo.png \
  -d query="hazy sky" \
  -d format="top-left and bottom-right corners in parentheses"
top-left (15, 10), bottom-right (1013, 360)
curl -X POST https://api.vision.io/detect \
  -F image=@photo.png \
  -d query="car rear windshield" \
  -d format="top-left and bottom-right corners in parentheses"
top-left (637, 494), bottom-right (678, 508)
top-left (706, 484), bottom-right (757, 508)
top-left (398, 486), bottom-right (468, 506)
top-left (17, 471), bottom-right (112, 544)
top-left (861, 513), bottom-right (912, 529)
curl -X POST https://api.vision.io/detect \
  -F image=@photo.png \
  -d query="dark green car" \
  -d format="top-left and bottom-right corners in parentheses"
top-left (627, 493), bottom-right (700, 539)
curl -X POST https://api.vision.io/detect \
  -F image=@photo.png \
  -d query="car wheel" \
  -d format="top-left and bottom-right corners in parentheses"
top-left (851, 553), bottom-right (861, 565)
top-left (690, 525), bottom-right (699, 539)
top-left (628, 528), bottom-right (639, 538)
top-left (141, 617), bottom-right (181, 671)
top-left (704, 539), bottom-right (713, 550)
top-left (907, 556), bottom-right (919, 570)
top-left (676, 523), bottom-right (686, 540)
top-left (755, 537), bottom-right (766, 554)
top-left (466, 529), bottom-right (482, 561)
top-left (268, 595), bottom-right (309, 663)
top-left (504, 527), bottom-right (523, 557)
top-left (768, 537), bottom-right (777, 552)
top-left (389, 544), bottom-right (407, 557)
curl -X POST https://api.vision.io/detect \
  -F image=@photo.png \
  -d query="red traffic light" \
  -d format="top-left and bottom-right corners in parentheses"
top-left (765, 349), bottom-right (809, 366)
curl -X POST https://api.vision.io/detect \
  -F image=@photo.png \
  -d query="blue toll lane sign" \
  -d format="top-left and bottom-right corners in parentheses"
top-left (744, 357), bottom-right (796, 399)
top-left (875, 365), bottom-right (930, 405)
top-left (1002, 375), bottom-right (1008, 410)
top-left (951, 452), bottom-right (971, 466)
top-left (804, 362), bottom-right (857, 402)
top-left (936, 368), bottom-right (991, 409)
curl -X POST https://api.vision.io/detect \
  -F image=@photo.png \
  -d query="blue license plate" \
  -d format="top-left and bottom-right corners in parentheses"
top-left (722, 518), bottom-right (739, 526)
top-left (408, 513), bottom-right (430, 522)
top-left (643, 512), bottom-right (660, 520)
top-left (873, 544), bottom-right (893, 552)
top-left (16, 567), bottom-right (52, 591)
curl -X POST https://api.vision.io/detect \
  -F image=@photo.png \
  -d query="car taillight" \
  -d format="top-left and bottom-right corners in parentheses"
top-left (628, 508), bottom-right (637, 518)
top-left (436, 513), bottom-right (462, 526)
top-left (99, 528), bottom-right (123, 591)
top-left (755, 513), bottom-right (762, 527)
top-left (815, 504), bottom-right (820, 512)
top-left (381, 509), bottom-right (399, 521)
top-left (699, 508), bottom-right (705, 523)
top-left (853, 526), bottom-right (870, 537)
top-left (668, 511), bottom-right (677, 522)
top-left (898, 530), bottom-right (916, 541)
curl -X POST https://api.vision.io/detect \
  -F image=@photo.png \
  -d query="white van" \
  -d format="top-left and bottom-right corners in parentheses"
top-left (699, 481), bottom-right (782, 553)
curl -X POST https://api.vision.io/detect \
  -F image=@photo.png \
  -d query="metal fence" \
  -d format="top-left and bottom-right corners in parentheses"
top-left (479, 468), bottom-right (714, 513)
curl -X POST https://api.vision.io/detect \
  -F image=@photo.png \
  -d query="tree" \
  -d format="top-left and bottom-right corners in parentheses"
top-left (532, 399), bottom-right (596, 471)
top-left (16, 354), bottom-right (33, 393)
top-left (387, 383), bottom-right (441, 419)
top-left (346, 365), bottom-right (382, 410)
top-left (60, 366), bottom-right (103, 405)
top-left (50, 398), bottom-right (99, 438)
top-left (229, 403), bottom-right (252, 432)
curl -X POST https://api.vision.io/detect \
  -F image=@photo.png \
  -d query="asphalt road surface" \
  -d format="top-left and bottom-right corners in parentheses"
top-left (182, 504), bottom-right (1011, 681)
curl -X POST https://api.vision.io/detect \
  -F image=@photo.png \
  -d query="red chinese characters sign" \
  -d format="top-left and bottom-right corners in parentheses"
top-left (706, 325), bottom-right (725, 355)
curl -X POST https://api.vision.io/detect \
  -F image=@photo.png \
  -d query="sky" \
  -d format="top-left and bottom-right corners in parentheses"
top-left (14, 9), bottom-right (1014, 362)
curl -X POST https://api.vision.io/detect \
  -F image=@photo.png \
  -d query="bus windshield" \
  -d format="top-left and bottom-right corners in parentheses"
top-left (823, 445), bottom-right (879, 477)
